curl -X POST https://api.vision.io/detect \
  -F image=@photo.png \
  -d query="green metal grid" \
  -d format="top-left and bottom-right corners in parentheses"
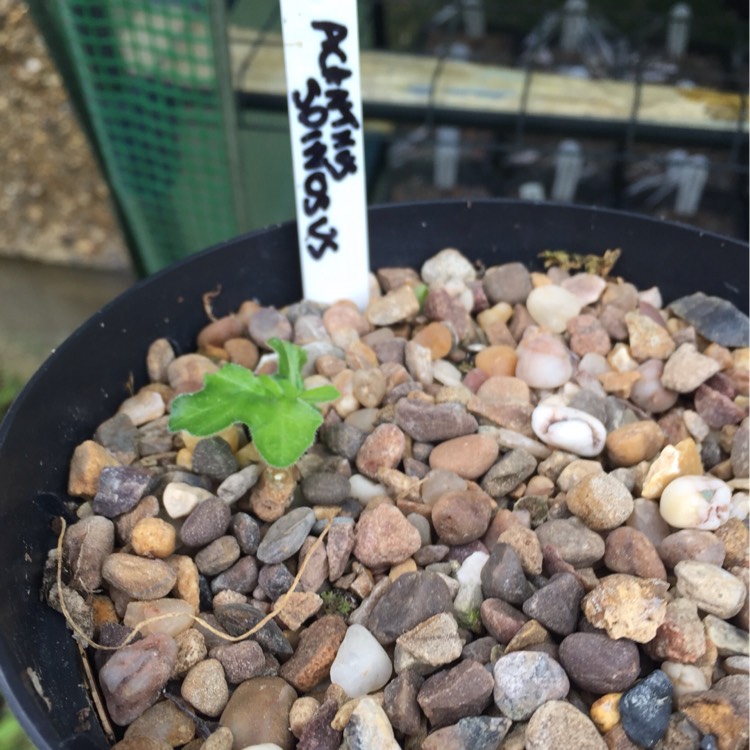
top-left (29, 0), bottom-right (245, 275)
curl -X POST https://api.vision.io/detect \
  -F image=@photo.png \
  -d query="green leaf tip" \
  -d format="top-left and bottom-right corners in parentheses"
top-left (167, 339), bottom-right (339, 468)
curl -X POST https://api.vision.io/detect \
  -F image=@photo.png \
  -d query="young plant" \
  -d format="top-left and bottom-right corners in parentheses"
top-left (169, 337), bottom-right (339, 468)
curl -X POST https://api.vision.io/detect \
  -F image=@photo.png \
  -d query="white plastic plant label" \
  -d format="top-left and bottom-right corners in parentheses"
top-left (280, 0), bottom-right (370, 308)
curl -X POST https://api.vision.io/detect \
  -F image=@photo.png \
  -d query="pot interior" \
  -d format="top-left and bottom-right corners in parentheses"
top-left (0, 200), bottom-right (746, 749)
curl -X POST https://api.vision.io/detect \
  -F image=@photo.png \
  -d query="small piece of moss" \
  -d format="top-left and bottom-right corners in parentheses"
top-left (538, 248), bottom-right (621, 277)
top-left (320, 589), bottom-right (356, 617)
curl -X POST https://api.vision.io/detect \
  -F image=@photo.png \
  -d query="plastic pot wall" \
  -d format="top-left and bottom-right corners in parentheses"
top-left (0, 200), bottom-right (747, 749)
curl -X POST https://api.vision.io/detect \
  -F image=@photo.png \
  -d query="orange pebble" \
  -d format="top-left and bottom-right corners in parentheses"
top-left (412, 322), bottom-right (454, 360)
top-left (475, 345), bottom-right (518, 377)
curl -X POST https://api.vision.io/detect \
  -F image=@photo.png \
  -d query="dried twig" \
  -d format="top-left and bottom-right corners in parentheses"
top-left (55, 513), bottom-right (336, 651)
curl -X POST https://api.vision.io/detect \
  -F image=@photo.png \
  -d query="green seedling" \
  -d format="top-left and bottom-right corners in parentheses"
top-left (169, 337), bottom-right (339, 468)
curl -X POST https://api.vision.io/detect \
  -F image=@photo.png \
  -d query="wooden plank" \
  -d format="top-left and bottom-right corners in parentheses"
top-left (229, 27), bottom-right (747, 135)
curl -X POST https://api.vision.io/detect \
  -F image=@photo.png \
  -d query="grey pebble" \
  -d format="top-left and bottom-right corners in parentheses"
top-left (395, 399), bottom-right (477, 442)
top-left (492, 650), bottom-right (569, 721)
top-left (63, 515), bottom-right (115, 593)
top-left (93, 466), bottom-right (153, 518)
top-left (180, 497), bottom-right (231, 547)
top-left (210, 640), bottom-right (265, 683)
top-left (247, 306), bottom-right (292, 348)
top-left (522, 572), bottom-right (585, 636)
top-left (480, 543), bottom-right (533, 606)
top-left (301, 471), bottom-right (351, 505)
top-left (214, 602), bottom-right (292, 656)
top-left (230, 512), bottom-right (261, 555)
top-left (368, 571), bottom-right (454, 645)
top-left (94, 413), bottom-right (139, 465)
top-left (482, 263), bottom-right (532, 305)
top-left (99, 633), bottom-right (177, 726)
top-left (211, 556), bottom-right (259, 595)
top-left (535, 518), bottom-right (606, 567)
top-left (670, 291), bottom-right (750, 348)
top-left (258, 562), bottom-right (295, 601)
top-left (218, 464), bottom-right (261, 505)
top-left (481, 449), bottom-right (537, 498)
top-left (194, 536), bottom-right (240, 576)
top-left (257, 507), bottom-right (316, 564)
top-left (321, 423), bottom-right (367, 461)
top-left (192, 436), bottom-right (238, 481)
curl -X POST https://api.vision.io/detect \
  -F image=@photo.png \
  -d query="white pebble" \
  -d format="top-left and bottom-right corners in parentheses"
top-left (531, 402), bottom-right (606, 457)
top-left (683, 410), bottom-right (710, 442)
top-left (330, 624), bottom-right (393, 697)
top-left (349, 474), bottom-right (386, 506)
top-left (526, 285), bottom-right (583, 333)
top-left (561, 273), bottom-right (607, 305)
top-left (629, 359), bottom-right (678, 414)
top-left (456, 551), bottom-right (489, 587)
top-left (730, 492), bottom-right (749, 521)
top-left (117, 389), bottom-right (165, 426)
top-left (661, 661), bottom-right (709, 697)
top-left (515, 330), bottom-right (573, 389)
top-left (578, 352), bottom-right (610, 375)
top-left (432, 359), bottom-right (463, 386)
top-left (421, 248), bottom-right (476, 285)
top-left (163, 482), bottom-right (214, 518)
top-left (659, 475), bottom-right (732, 530)
top-left (638, 285), bottom-right (663, 309)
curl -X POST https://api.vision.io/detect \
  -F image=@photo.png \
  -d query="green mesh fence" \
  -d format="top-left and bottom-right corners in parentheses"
top-left (29, 0), bottom-right (245, 274)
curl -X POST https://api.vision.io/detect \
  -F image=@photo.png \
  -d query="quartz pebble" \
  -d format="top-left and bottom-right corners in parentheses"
top-left (659, 475), bottom-right (732, 530)
top-left (526, 285), bottom-right (583, 333)
top-left (330, 624), bottom-right (392, 697)
top-left (515, 332), bottom-right (574, 389)
top-left (531, 402), bottom-right (606, 457)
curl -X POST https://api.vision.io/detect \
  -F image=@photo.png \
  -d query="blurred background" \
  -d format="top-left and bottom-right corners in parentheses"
top-left (0, 0), bottom-right (747, 742)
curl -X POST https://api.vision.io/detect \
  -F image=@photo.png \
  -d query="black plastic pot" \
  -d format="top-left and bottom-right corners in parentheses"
top-left (0, 200), bottom-right (747, 749)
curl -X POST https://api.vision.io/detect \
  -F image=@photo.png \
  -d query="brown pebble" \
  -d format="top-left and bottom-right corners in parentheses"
top-left (428, 434), bottom-right (499, 480)
top-left (475, 345), bottom-right (518, 377)
top-left (606, 420), bottom-right (665, 467)
top-left (431, 489), bottom-right (495, 545)
top-left (353, 504), bottom-right (422, 568)
top-left (604, 526), bottom-right (667, 580)
top-left (102, 553), bottom-right (177, 600)
top-left (713, 518), bottom-right (750, 568)
top-left (130, 517), bottom-right (177, 559)
top-left (220, 677), bottom-right (297, 750)
top-left (355, 423), bottom-right (406, 480)
top-left (279, 615), bottom-right (347, 692)
top-left (498, 525), bottom-right (543, 575)
top-left (224, 337), bottom-right (259, 369)
top-left (412, 322), bottom-right (453, 360)
top-left (68, 440), bottom-right (120, 498)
